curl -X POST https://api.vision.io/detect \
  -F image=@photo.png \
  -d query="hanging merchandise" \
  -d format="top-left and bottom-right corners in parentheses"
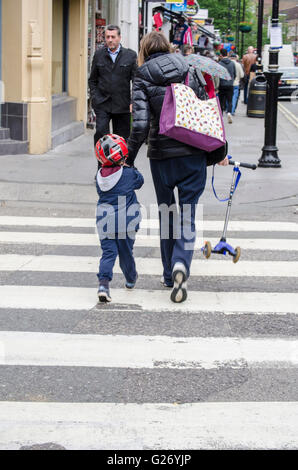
top-left (96, 15), bottom-right (106, 49)
top-left (183, 26), bottom-right (193, 46)
top-left (153, 12), bottom-right (163, 30)
top-left (173, 19), bottom-right (189, 46)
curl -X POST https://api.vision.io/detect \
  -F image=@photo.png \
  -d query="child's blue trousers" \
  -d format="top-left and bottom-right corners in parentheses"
top-left (98, 233), bottom-right (137, 283)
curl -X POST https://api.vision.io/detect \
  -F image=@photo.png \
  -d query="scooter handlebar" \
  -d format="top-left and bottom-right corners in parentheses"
top-left (229, 160), bottom-right (257, 170)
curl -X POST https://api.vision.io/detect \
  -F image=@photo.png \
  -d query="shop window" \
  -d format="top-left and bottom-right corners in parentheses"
top-left (52, 0), bottom-right (69, 95)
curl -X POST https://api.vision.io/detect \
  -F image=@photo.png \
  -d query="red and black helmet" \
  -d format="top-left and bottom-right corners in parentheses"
top-left (95, 134), bottom-right (128, 167)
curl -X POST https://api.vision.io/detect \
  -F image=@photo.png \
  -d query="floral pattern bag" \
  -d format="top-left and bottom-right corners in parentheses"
top-left (159, 82), bottom-right (226, 152)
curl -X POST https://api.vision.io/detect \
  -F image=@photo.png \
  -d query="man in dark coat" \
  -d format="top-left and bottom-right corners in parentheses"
top-left (88, 25), bottom-right (137, 147)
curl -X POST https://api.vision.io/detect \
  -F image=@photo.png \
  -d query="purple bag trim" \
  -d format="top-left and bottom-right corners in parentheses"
top-left (159, 84), bottom-right (177, 135)
top-left (159, 84), bottom-right (226, 152)
top-left (161, 125), bottom-right (225, 152)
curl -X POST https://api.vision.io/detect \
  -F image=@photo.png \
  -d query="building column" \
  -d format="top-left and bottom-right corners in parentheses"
top-left (2, 0), bottom-right (52, 154)
top-left (26, 0), bottom-right (52, 154)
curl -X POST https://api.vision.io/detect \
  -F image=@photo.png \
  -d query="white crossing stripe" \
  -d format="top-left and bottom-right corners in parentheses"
top-left (1, 401), bottom-right (298, 450)
top-left (0, 286), bottom-right (297, 314)
top-left (0, 216), bottom-right (298, 232)
top-left (0, 331), bottom-right (297, 369)
top-left (0, 231), bottom-right (298, 250)
top-left (0, 216), bottom-right (96, 228)
top-left (1, 254), bottom-right (298, 277)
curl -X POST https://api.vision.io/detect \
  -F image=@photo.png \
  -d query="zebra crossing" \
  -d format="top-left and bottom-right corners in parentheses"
top-left (0, 215), bottom-right (297, 449)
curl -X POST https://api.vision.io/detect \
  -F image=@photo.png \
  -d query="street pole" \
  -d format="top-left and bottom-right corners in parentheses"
top-left (258, 0), bottom-right (282, 167)
top-left (240, 0), bottom-right (246, 57)
top-left (236, 0), bottom-right (241, 53)
top-left (256, 0), bottom-right (264, 69)
top-left (228, 0), bottom-right (231, 33)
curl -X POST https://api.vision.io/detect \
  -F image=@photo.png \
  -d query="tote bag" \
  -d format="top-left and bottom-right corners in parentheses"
top-left (159, 82), bottom-right (226, 152)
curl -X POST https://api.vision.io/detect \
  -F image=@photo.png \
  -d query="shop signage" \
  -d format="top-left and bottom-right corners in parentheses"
top-left (96, 17), bottom-right (106, 26)
top-left (169, 1), bottom-right (187, 11)
top-left (186, 3), bottom-right (199, 16)
top-left (190, 8), bottom-right (208, 20)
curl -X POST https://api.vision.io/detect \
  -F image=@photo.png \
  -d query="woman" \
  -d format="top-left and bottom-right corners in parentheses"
top-left (127, 32), bottom-right (228, 304)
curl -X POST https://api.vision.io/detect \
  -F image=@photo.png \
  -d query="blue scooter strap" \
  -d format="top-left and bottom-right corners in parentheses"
top-left (211, 164), bottom-right (242, 202)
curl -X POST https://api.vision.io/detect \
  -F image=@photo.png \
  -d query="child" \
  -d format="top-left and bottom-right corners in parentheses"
top-left (95, 134), bottom-right (144, 303)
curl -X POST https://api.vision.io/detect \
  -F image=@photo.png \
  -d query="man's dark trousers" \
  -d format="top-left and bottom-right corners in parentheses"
top-left (150, 155), bottom-right (207, 286)
top-left (94, 109), bottom-right (131, 146)
top-left (218, 86), bottom-right (233, 114)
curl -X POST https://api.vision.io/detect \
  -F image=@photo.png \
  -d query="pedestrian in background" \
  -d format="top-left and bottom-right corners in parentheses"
top-left (127, 31), bottom-right (228, 304)
top-left (88, 25), bottom-right (137, 151)
top-left (230, 53), bottom-right (244, 115)
top-left (242, 46), bottom-right (257, 104)
top-left (218, 48), bottom-right (236, 123)
top-left (183, 45), bottom-right (194, 56)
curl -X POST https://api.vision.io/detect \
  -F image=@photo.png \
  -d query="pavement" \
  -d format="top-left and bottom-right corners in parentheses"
top-left (0, 99), bottom-right (297, 221)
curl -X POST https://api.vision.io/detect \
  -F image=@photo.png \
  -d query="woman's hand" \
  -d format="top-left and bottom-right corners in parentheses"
top-left (217, 156), bottom-right (229, 166)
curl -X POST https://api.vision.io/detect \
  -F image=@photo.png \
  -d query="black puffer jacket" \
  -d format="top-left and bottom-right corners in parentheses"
top-left (127, 52), bottom-right (226, 166)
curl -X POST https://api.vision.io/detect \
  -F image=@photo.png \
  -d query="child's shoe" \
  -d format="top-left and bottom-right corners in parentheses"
top-left (125, 272), bottom-right (138, 290)
top-left (97, 284), bottom-right (112, 302)
top-left (160, 276), bottom-right (173, 288)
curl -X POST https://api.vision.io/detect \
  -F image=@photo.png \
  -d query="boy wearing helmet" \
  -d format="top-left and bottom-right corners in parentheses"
top-left (95, 134), bottom-right (144, 302)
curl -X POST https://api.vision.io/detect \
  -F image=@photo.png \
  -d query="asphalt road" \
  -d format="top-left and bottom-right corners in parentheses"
top-left (278, 98), bottom-right (298, 124)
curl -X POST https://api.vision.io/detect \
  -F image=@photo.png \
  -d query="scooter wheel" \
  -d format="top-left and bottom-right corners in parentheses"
top-left (233, 246), bottom-right (241, 263)
top-left (203, 241), bottom-right (212, 259)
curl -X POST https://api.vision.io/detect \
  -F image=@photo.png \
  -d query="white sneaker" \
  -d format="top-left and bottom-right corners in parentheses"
top-left (171, 262), bottom-right (187, 303)
top-left (227, 113), bottom-right (233, 124)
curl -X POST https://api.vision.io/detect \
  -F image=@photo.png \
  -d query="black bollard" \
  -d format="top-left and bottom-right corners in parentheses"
top-left (258, 0), bottom-right (282, 168)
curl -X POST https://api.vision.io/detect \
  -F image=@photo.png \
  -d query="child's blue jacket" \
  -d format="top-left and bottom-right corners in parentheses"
top-left (96, 166), bottom-right (144, 238)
